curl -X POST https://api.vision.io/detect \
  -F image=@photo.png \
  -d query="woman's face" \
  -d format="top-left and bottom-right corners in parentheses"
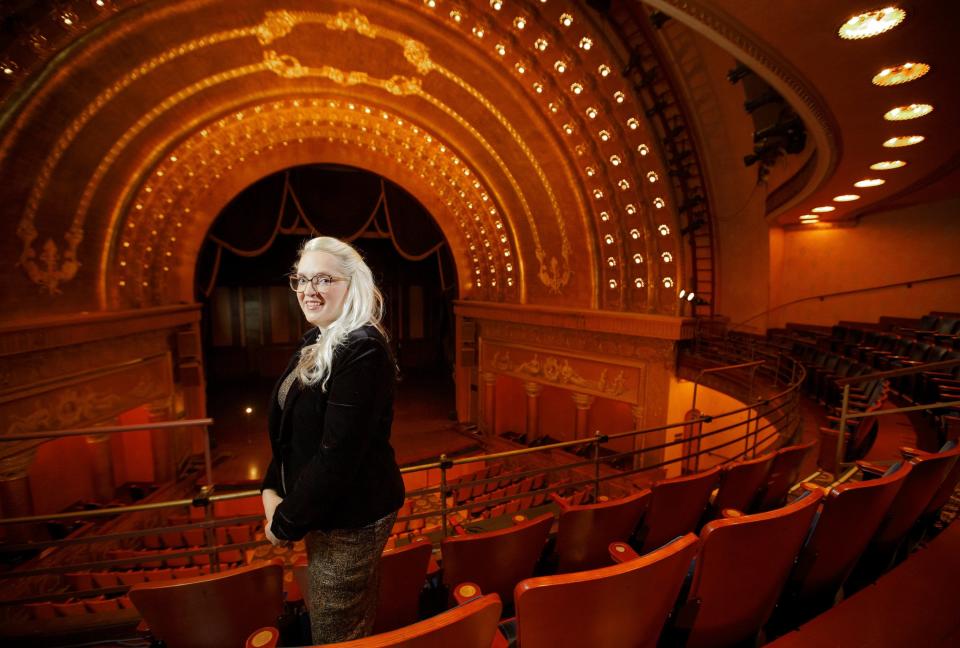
top-left (295, 250), bottom-right (349, 329)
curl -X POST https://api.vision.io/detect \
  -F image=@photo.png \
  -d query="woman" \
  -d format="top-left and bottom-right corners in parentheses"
top-left (260, 236), bottom-right (405, 643)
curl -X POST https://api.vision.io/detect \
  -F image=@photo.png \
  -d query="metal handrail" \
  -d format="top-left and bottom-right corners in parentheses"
top-left (836, 358), bottom-right (960, 385)
top-left (0, 344), bottom-right (805, 605)
top-left (833, 357), bottom-right (960, 470)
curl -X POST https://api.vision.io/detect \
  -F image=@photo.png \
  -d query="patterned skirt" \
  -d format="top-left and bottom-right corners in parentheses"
top-left (304, 511), bottom-right (397, 644)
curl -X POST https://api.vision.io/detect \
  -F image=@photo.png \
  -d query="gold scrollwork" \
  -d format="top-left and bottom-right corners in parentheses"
top-left (16, 222), bottom-right (82, 294)
top-left (255, 10), bottom-right (298, 45)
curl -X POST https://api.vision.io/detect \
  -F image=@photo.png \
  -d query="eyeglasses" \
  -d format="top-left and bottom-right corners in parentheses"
top-left (288, 273), bottom-right (349, 293)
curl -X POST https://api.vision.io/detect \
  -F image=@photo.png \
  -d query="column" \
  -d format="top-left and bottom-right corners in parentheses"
top-left (481, 372), bottom-right (497, 437)
top-left (572, 393), bottom-right (595, 440)
top-left (85, 432), bottom-right (115, 502)
top-left (147, 399), bottom-right (174, 483)
top-left (523, 382), bottom-right (542, 443)
top-left (0, 449), bottom-right (38, 543)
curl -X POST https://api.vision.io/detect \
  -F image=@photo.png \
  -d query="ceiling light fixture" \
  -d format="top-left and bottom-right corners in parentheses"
top-left (838, 7), bottom-right (906, 40)
top-left (833, 194), bottom-right (860, 202)
top-left (811, 206), bottom-right (835, 213)
top-left (884, 103), bottom-right (933, 121)
top-left (870, 160), bottom-right (907, 170)
top-left (872, 62), bottom-right (930, 86)
top-left (854, 178), bottom-right (886, 188)
top-left (883, 135), bottom-right (924, 147)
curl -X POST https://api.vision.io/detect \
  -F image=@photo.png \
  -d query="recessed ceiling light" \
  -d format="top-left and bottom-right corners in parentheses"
top-left (800, 214), bottom-right (819, 221)
top-left (884, 103), bottom-right (933, 121)
top-left (838, 7), bottom-right (906, 39)
top-left (854, 178), bottom-right (886, 188)
top-left (872, 62), bottom-right (930, 86)
top-left (834, 194), bottom-right (860, 202)
top-left (883, 135), bottom-right (924, 147)
top-left (870, 160), bottom-right (907, 170)
top-left (811, 206), bottom-right (835, 213)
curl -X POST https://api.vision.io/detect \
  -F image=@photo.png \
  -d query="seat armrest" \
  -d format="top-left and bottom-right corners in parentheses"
top-left (608, 542), bottom-right (640, 564)
top-left (900, 446), bottom-right (932, 460)
top-left (245, 627), bottom-right (280, 648)
top-left (856, 460), bottom-right (887, 478)
top-left (720, 508), bottom-right (743, 518)
top-left (452, 582), bottom-right (483, 605)
top-left (510, 514), bottom-right (528, 526)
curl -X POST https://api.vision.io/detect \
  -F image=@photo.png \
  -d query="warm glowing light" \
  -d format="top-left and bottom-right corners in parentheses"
top-left (495, 43), bottom-right (506, 56)
top-left (609, 155), bottom-right (621, 166)
top-left (630, 228), bottom-right (641, 239)
top-left (870, 160), bottom-right (907, 170)
top-left (563, 123), bottom-right (574, 135)
top-left (532, 82), bottom-right (543, 93)
top-left (838, 7), bottom-right (906, 39)
top-left (450, 10), bottom-right (462, 22)
top-left (515, 63), bottom-right (526, 74)
top-left (600, 211), bottom-right (610, 222)
top-left (472, 26), bottom-right (485, 38)
top-left (604, 234), bottom-right (615, 245)
top-left (627, 118), bottom-right (639, 130)
top-left (609, 279), bottom-right (618, 289)
top-left (625, 204), bottom-right (636, 214)
top-left (244, 406), bottom-right (253, 414)
top-left (613, 91), bottom-right (625, 104)
top-left (593, 188), bottom-right (604, 199)
top-left (811, 206), bottom-right (835, 213)
top-left (570, 82), bottom-right (583, 94)
top-left (586, 107), bottom-right (598, 119)
top-left (662, 277), bottom-right (674, 288)
top-left (883, 135), bottom-right (924, 147)
top-left (535, 38), bottom-right (548, 51)
top-left (514, 17), bottom-right (527, 30)
top-left (490, 0), bottom-right (502, 10)
top-left (854, 178), bottom-right (886, 188)
top-left (560, 13), bottom-right (573, 27)
top-left (579, 37), bottom-right (593, 50)
top-left (637, 144), bottom-right (649, 156)
top-left (872, 62), bottom-right (930, 86)
top-left (799, 214), bottom-right (819, 221)
top-left (598, 64), bottom-right (611, 77)
top-left (607, 257), bottom-right (617, 267)
top-left (554, 60), bottom-right (567, 73)
top-left (833, 194), bottom-right (860, 202)
top-left (599, 130), bottom-right (611, 141)
top-left (884, 103), bottom-right (933, 121)
top-left (633, 253), bottom-right (643, 264)
top-left (661, 252), bottom-right (673, 263)
top-left (635, 278), bottom-right (645, 288)
top-left (658, 224), bottom-right (670, 236)
top-left (653, 197), bottom-right (665, 209)
top-left (585, 166), bottom-right (596, 177)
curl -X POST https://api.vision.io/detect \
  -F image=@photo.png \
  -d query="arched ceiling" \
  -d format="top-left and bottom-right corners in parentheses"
top-left (0, 0), bottom-right (687, 320)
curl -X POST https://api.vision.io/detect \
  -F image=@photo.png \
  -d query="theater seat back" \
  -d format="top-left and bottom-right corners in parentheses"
top-left (754, 439), bottom-right (816, 511)
top-left (638, 465), bottom-right (720, 553)
top-left (374, 536), bottom-right (433, 633)
top-left (441, 513), bottom-right (552, 606)
top-left (712, 453), bottom-right (775, 514)
top-left (515, 533), bottom-right (699, 648)
top-left (556, 490), bottom-right (650, 572)
top-left (682, 490), bottom-right (823, 648)
top-left (129, 560), bottom-right (283, 648)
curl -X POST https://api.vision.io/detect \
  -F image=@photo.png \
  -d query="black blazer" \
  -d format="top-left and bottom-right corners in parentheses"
top-left (263, 325), bottom-right (405, 540)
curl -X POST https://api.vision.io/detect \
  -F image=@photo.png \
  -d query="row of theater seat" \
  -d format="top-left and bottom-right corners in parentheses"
top-left (140, 522), bottom-right (254, 550)
top-left (236, 439), bottom-right (960, 648)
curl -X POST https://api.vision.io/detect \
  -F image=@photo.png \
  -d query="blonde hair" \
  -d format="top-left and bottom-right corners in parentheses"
top-left (294, 237), bottom-right (386, 390)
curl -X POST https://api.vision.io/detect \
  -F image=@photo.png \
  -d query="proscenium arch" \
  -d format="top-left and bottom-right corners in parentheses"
top-left (1, 0), bottom-right (689, 320)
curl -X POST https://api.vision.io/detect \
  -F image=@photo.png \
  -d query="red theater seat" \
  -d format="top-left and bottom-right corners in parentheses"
top-left (849, 443), bottom-right (960, 586)
top-left (710, 453), bottom-right (775, 515)
top-left (504, 533), bottom-right (699, 648)
top-left (441, 512), bottom-right (553, 607)
top-left (636, 466), bottom-right (720, 553)
top-left (373, 535), bottom-right (433, 634)
top-left (129, 560), bottom-right (284, 648)
top-left (672, 490), bottom-right (823, 648)
top-left (753, 439), bottom-right (816, 512)
top-left (783, 462), bottom-right (911, 621)
top-left (245, 594), bottom-right (502, 648)
top-left (555, 490), bottom-right (650, 572)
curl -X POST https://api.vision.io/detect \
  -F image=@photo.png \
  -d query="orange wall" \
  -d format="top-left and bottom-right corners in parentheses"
top-left (768, 198), bottom-right (960, 328)
top-left (113, 407), bottom-right (156, 485)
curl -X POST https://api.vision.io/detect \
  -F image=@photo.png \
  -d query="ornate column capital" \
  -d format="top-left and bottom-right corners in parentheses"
top-left (572, 393), bottom-right (595, 410)
top-left (523, 381), bottom-right (543, 398)
top-left (481, 371), bottom-right (498, 385)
